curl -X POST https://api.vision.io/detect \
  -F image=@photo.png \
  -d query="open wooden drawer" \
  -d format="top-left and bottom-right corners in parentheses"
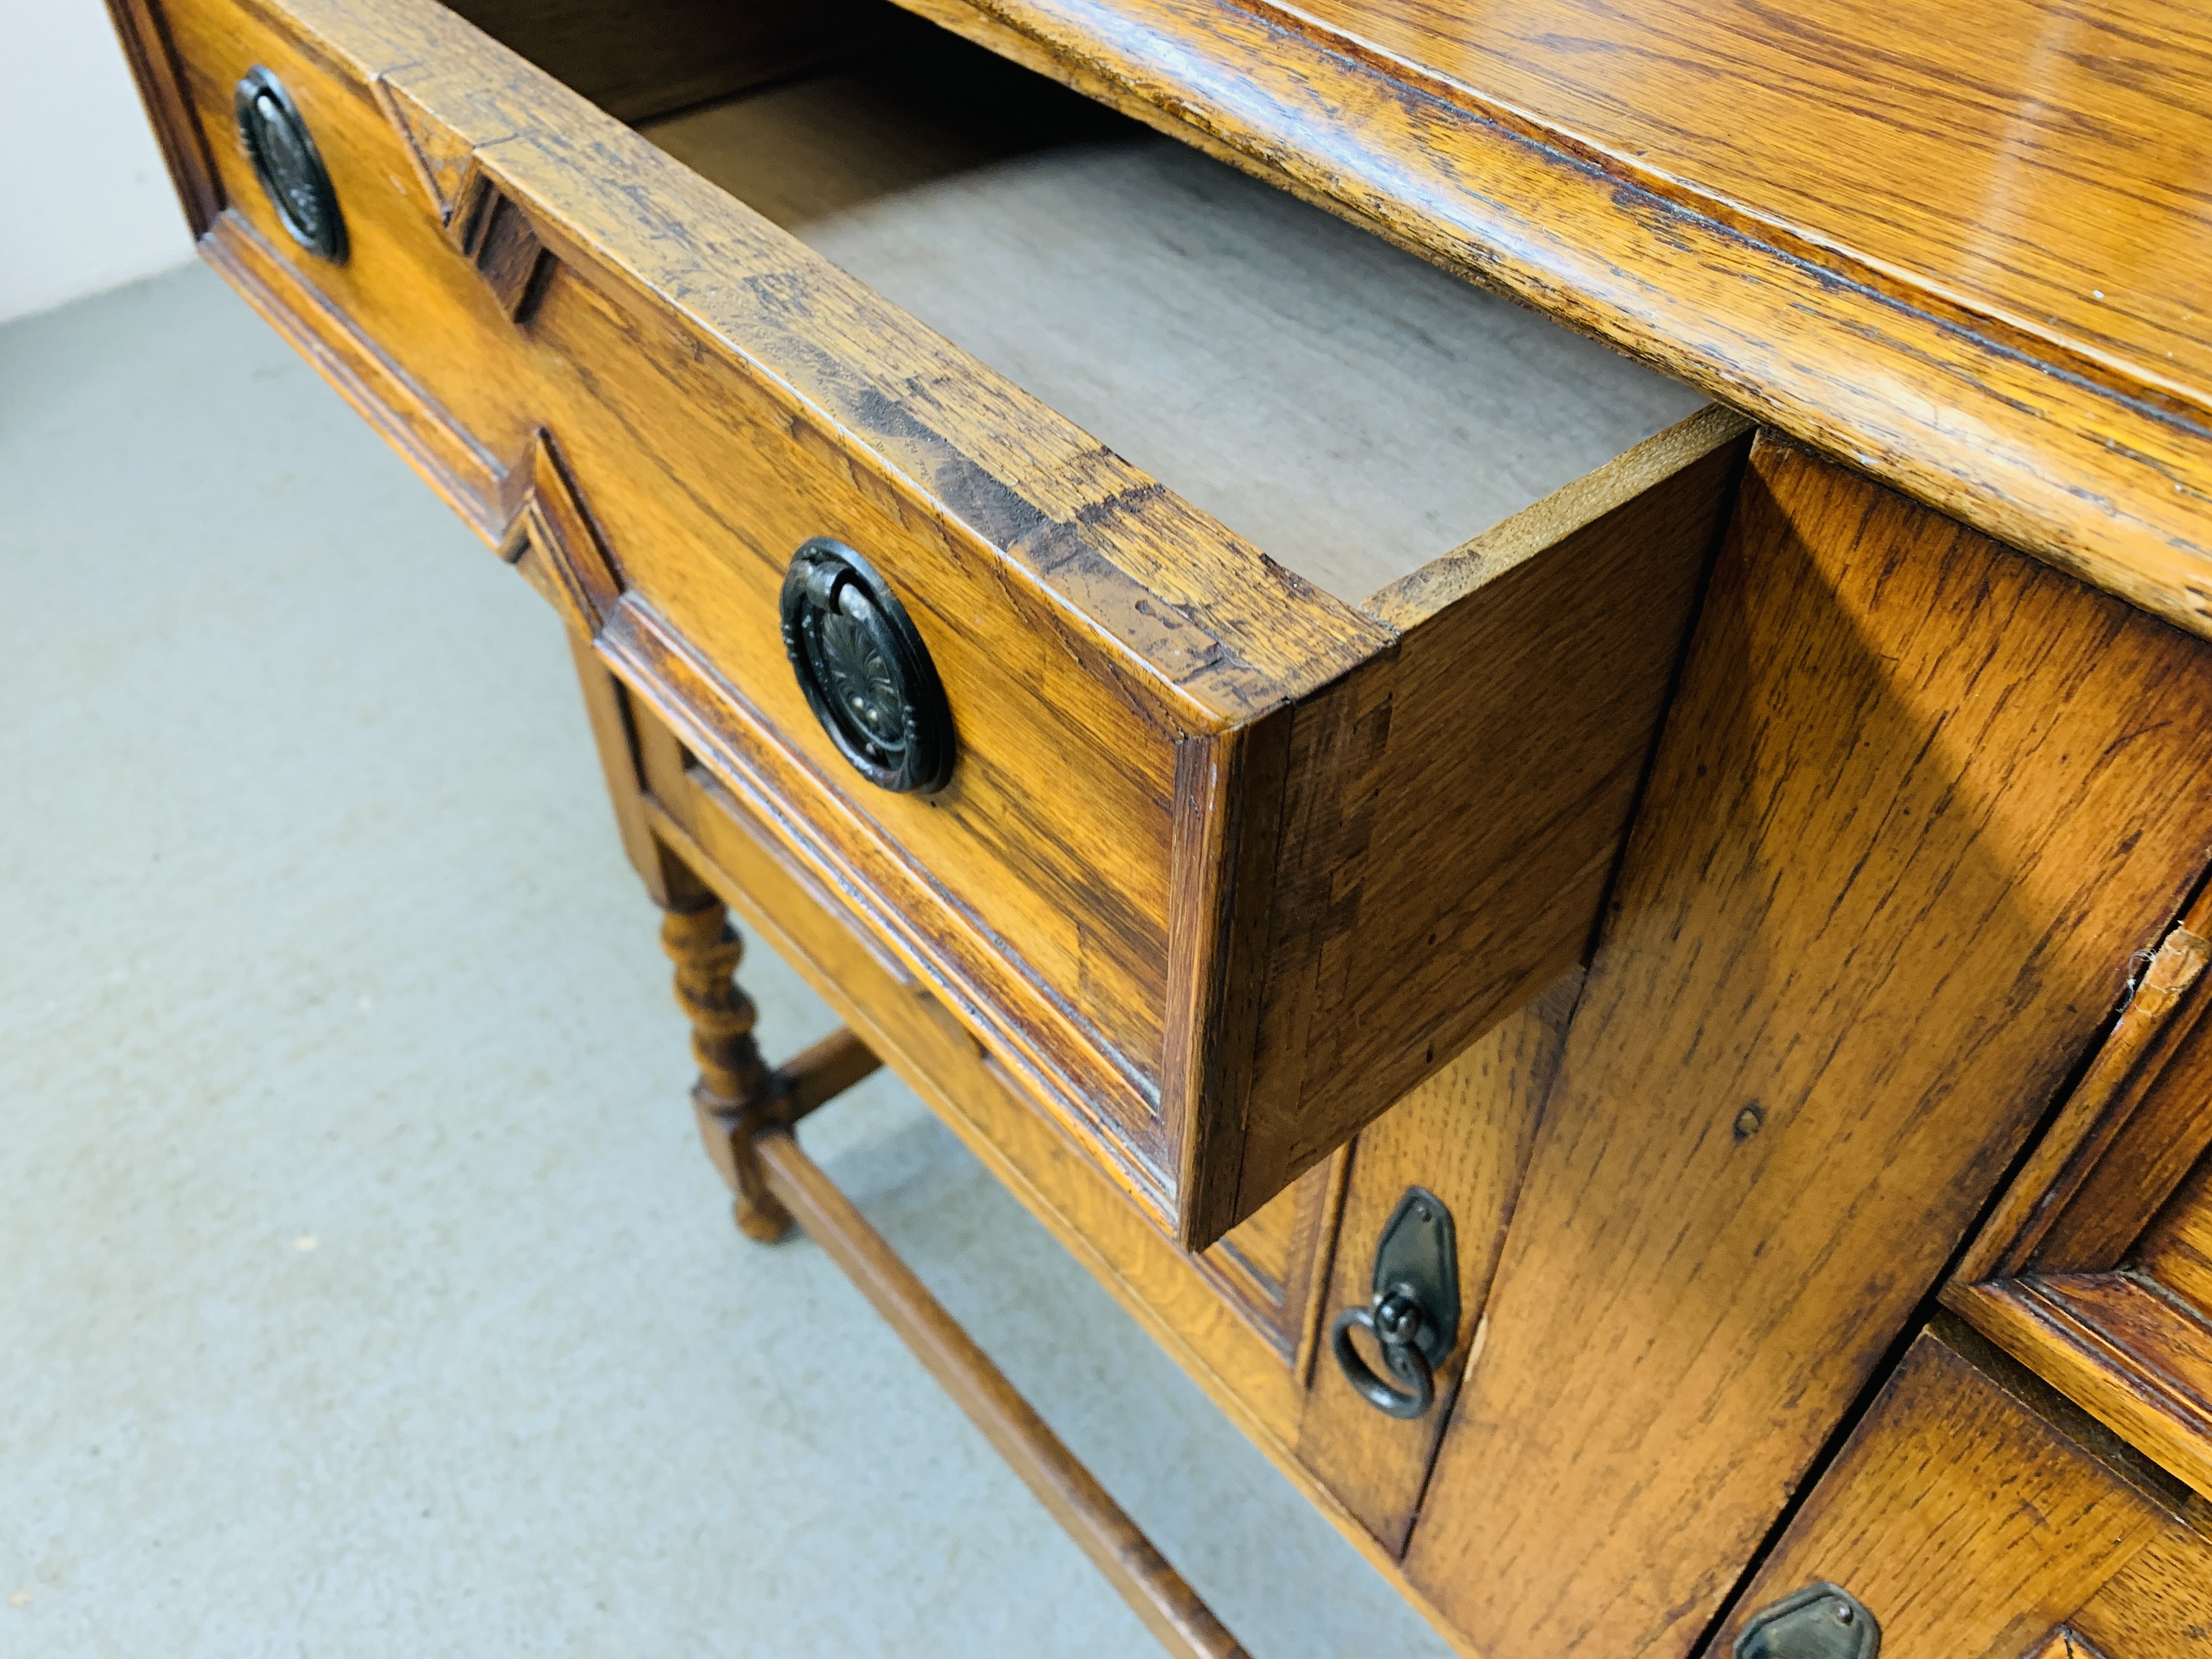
top-left (114, 0), bottom-right (1747, 1246)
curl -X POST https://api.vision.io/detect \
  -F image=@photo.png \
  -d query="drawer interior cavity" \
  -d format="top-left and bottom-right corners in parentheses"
top-left (623, 24), bottom-right (1705, 607)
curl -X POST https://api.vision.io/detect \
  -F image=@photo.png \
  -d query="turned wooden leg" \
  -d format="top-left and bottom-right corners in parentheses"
top-left (661, 901), bottom-right (793, 1243)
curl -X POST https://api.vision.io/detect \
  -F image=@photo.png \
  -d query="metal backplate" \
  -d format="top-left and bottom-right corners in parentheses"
top-left (1734, 1583), bottom-right (1881, 1659)
top-left (234, 66), bottom-right (346, 263)
top-left (1371, 1187), bottom-right (1458, 1370)
top-left (778, 537), bottom-right (953, 794)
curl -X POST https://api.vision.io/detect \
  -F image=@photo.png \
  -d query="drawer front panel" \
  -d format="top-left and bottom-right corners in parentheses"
top-left (136, 0), bottom-right (1383, 1221)
top-left (1709, 1325), bottom-right (2193, 1659)
top-left (634, 721), bottom-right (1321, 1448)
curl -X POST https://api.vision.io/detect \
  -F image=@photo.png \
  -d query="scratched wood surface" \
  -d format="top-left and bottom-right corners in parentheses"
top-left (890, 0), bottom-right (2212, 649)
top-left (1401, 435), bottom-right (2212, 1657)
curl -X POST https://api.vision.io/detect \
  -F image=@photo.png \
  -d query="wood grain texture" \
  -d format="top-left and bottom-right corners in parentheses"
top-left (895, 0), bottom-right (2212, 647)
top-left (445, 0), bottom-right (906, 125)
top-left (621, 717), bottom-right (1477, 1655)
top-left (1202, 1159), bottom-right (1351, 1379)
top-left (1706, 1325), bottom-right (2183, 1659)
top-left (1954, 1273), bottom-right (2212, 1502)
top-left (2142, 1155), bottom-right (2212, 1312)
top-left (643, 43), bottom-right (1703, 604)
top-left (1227, 408), bottom-right (1747, 1219)
top-left (1402, 435), bottom-right (2212, 1658)
top-left (1162, 716), bottom-right (1294, 1245)
top-left (1208, 648), bottom-right (1397, 1235)
top-left (1190, 1169), bottom-right (1334, 1367)
top-left (1296, 968), bottom-right (1580, 1555)
top-left (126, 0), bottom-right (1749, 1245)
top-left (2061, 1064), bottom-right (2212, 1280)
top-left (1955, 910), bottom-right (2212, 1285)
top-left (103, 0), bottom-right (222, 232)
top-left (2070, 1520), bottom-right (2212, 1657)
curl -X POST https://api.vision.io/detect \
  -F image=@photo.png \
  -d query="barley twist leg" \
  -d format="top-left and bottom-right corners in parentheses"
top-left (661, 902), bottom-right (791, 1243)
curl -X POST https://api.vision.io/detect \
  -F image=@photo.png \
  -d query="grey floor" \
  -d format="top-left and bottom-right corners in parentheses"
top-left (0, 266), bottom-right (1458, 1656)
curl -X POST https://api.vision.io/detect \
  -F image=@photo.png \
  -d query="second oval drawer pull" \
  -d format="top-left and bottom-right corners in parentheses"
top-left (780, 538), bottom-right (953, 794)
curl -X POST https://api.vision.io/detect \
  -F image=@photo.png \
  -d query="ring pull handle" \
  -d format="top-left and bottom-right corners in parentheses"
top-left (1328, 1187), bottom-right (1458, 1420)
top-left (1331, 1288), bottom-right (1437, 1418)
top-left (780, 538), bottom-right (954, 794)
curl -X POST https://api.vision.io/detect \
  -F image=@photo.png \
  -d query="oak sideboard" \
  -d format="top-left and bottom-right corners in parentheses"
top-left (110, 0), bottom-right (2212, 1651)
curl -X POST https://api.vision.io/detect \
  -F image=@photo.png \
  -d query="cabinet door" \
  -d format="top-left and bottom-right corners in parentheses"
top-left (1949, 878), bottom-right (2212, 1502)
top-left (1400, 433), bottom-right (2212, 1658)
top-left (1707, 1324), bottom-right (2194, 1659)
top-left (2065, 1520), bottom-right (2212, 1658)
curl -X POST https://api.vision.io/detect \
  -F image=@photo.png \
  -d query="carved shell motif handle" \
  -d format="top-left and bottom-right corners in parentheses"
top-left (781, 539), bottom-right (954, 794)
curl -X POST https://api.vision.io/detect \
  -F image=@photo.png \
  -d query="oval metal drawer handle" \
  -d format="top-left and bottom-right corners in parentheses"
top-left (235, 66), bottom-right (346, 263)
top-left (781, 538), bottom-right (953, 794)
top-left (1329, 1186), bottom-right (1459, 1420)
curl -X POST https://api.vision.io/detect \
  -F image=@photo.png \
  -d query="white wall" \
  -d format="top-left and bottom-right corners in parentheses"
top-left (2, 1), bottom-right (198, 324)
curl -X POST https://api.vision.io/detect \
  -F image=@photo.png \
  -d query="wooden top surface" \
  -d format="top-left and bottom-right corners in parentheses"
top-left (1290, 0), bottom-right (2211, 405)
top-left (913, 0), bottom-right (2212, 641)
